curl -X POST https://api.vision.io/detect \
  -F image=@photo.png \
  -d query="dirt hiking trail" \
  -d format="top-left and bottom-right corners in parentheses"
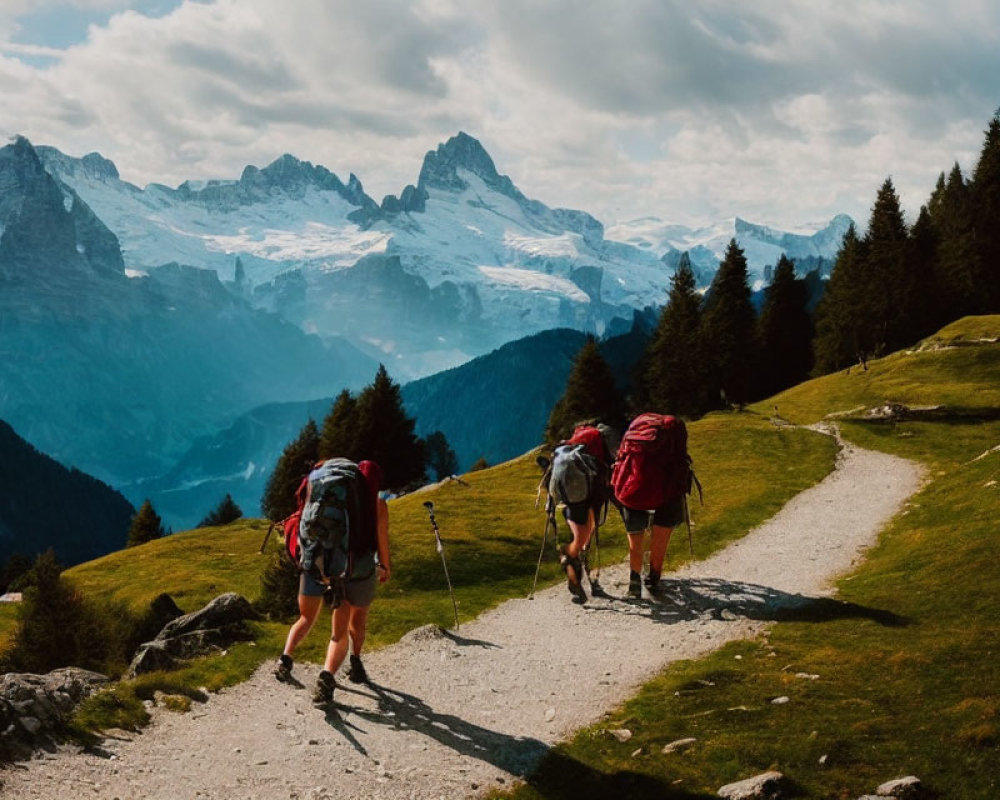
top-left (2, 428), bottom-right (925, 800)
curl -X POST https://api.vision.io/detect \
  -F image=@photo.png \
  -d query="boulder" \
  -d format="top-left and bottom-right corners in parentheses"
top-left (718, 771), bottom-right (787, 800)
top-left (127, 592), bottom-right (258, 677)
top-left (0, 668), bottom-right (110, 756)
top-left (876, 776), bottom-right (924, 798)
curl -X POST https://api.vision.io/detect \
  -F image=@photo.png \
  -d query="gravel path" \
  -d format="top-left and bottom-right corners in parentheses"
top-left (2, 428), bottom-right (925, 800)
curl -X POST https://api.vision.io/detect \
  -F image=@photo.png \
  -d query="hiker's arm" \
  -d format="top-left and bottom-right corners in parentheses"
top-left (376, 497), bottom-right (391, 583)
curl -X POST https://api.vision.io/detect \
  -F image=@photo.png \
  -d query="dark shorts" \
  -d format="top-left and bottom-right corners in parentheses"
top-left (619, 495), bottom-right (685, 533)
top-left (562, 501), bottom-right (596, 525)
top-left (299, 571), bottom-right (377, 608)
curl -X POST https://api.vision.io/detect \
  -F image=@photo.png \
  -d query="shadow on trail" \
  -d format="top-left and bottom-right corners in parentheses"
top-left (588, 577), bottom-right (908, 628)
top-left (327, 681), bottom-right (548, 777)
top-left (524, 749), bottom-right (718, 800)
top-left (440, 628), bottom-right (502, 649)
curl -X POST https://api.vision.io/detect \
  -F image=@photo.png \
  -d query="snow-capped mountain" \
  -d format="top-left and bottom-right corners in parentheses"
top-left (605, 213), bottom-right (853, 289)
top-left (0, 137), bottom-right (376, 486)
top-left (39, 132), bottom-right (850, 381)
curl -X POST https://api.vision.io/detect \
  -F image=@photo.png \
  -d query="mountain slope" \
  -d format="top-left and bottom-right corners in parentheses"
top-left (134, 322), bottom-right (651, 531)
top-left (0, 137), bottom-right (377, 485)
top-left (0, 419), bottom-right (134, 566)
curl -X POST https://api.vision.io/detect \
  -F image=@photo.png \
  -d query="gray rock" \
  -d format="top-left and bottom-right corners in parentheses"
top-left (127, 593), bottom-right (257, 677)
top-left (876, 776), bottom-right (923, 798)
top-left (0, 668), bottom-right (110, 754)
top-left (718, 770), bottom-right (786, 799)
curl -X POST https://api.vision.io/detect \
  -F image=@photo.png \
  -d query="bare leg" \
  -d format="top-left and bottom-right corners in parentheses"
top-left (565, 508), bottom-right (595, 559)
top-left (323, 602), bottom-right (353, 675)
top-left (648, 524), bottom-right (674, 576)
top-left (283, 594), bottom-right (323, 657)
top-left (628, 531), bottom-right (646, 574)
top-left (347, 605), bottom-right (370, 657)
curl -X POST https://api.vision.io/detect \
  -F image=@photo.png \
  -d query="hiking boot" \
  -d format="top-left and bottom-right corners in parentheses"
top-left (644, 570), bottom-right (663, 597)
top-left (273, 654), bottom-right (293, 683)
top-left (628, 570), bottom-right (642, 599)
top-left (312, 670), bottom-right (335, 705)
top-left (560, 548), bottom-right (587, 604)
top-left (347, 654), bottom-right (369, 684)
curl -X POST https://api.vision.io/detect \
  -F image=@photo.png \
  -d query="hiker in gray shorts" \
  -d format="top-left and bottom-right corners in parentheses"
top-left (275, 460), bottom-right (391, 702)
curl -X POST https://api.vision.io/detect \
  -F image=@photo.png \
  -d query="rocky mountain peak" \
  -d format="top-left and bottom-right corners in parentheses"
top-left (417, 131), bottom-right (515, 196)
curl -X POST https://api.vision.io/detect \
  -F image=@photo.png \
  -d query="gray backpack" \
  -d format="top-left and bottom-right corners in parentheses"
top-left (298, 458), bottom-right (372, 580)
top-left (548, 444), bottom-right (600, 506)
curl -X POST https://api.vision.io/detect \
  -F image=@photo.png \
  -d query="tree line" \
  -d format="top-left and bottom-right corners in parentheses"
top-left (548, 109), bottom-right (1000, 438)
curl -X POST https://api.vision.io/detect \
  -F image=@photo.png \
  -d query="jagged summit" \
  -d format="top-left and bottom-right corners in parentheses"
top-left (417, 131), bottom-right (518, 198)
top-left (0, 136), bottom-right (125, 283)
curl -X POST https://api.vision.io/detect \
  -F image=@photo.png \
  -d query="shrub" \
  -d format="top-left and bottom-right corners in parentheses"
top-left (254, 550), bottom-right (299, 621)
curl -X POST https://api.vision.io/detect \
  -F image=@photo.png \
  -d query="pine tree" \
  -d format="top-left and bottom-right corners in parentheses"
top-left (198, 493), bottom-right (243, 528)
top-left (639, 253), bottom-right (706, 416)
top-left (907, 206), bottom-right (944, 340)
top-left (126, 499), bottom-right (167, 547)
top-left (424, 431), bottom-right (459, 481)
top-left (260, 418), bottom-right (319, 521)
top-left (814, 224), bottom-right (867, 374)
top-left (758, 254), bottom-right (814, 396)
top-left (351, 365), bottom-right (426, 489)
top-left (969, 109), bottom-right (1000, 311)
top-left (928, 165), bottom-right (978, 320)
top-left (319, 389), bottom-right (359, 459)
top-left (864, 178), bottom-right (915, 352)
top-left (545, 336), bottom-right (625, 443)
top-left (700, 239), bottom-right (759, 408)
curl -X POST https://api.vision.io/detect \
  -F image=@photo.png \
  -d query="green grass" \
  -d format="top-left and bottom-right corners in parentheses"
top-left (494, 316), bottom-right (1000, 800)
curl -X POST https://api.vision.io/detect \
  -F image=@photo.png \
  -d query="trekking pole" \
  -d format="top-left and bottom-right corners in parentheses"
top-left (423, 501), bottom-right (459, 630)
top-left (529, 508), bottom-right (557, 599)
top-left (258, 520), bottom-right (278, 554)
top-left (682, 495), bottom-right (694, 556)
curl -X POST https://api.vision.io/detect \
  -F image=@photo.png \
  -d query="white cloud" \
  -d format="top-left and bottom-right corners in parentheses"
top-left (1, 0), bottom-right (997, 230)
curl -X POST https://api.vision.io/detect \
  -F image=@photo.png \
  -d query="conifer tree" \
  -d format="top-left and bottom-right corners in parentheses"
top-left (969, 109), bottom-right (1000, 311)
top-left (928, 165), bottom-right (978, 320)
top-left (351, 365), bottom-right (425, 489)
top-left (906, 206), bottom-right (944, 340)
top-left (198, 493), bottom-right (243, 528)
top-left (260, 418), bottom-right (319, 521)
top-left (319, 389), bottom-right (359, 459)
top-left (424, 431), bottom-right (459, 481)
top-left (126, 499), bottom-right (167, 547)
top-left (813, 224), bottom-right (867, 374)
top-left (700, 239), bottom-right (759, 408)
top-left (545, 337), bottom-right (625, 442)
top-left (758, 254), bottom-right (814, 396)
top-left (864, 178), bottom-right (915, 352)
top-left (641, 253), bottom-right (706, 416)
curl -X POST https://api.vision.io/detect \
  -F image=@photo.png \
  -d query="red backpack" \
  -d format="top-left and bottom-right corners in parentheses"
top-left (567, 424), bottom-right (608, 462)
top-left (611, 414), bottom-right (693, 510)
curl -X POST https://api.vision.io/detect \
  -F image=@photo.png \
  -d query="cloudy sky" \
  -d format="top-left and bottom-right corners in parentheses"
top-left (1, 0), bottom-right (997, 231)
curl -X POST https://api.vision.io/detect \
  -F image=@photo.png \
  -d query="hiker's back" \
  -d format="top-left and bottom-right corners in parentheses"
top-left (611, 413), bottom-right (691, 511)
top-left (298, 458), bottom-right (377, 580)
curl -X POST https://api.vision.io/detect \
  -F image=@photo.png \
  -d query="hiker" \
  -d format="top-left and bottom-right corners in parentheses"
top-left (274, 459), bottom-right (391, 705)
top-left (610, 413), bottom-right (696, 598)
top-left (545, 422), bottom-right (618, 604)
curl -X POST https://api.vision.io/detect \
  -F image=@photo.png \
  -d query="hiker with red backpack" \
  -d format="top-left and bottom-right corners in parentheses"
top-left (274, 458), bottom-right (392, 705)
top-left (540, 422), bottom-right (619, 604)
top-left (610, 413), bottom-right (699, 599)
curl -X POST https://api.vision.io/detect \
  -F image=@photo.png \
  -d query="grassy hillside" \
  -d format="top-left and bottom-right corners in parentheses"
top-left (0, 396), bottom-right (835, 732)
top-left (496, 316), bottom-right (1000, 799)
